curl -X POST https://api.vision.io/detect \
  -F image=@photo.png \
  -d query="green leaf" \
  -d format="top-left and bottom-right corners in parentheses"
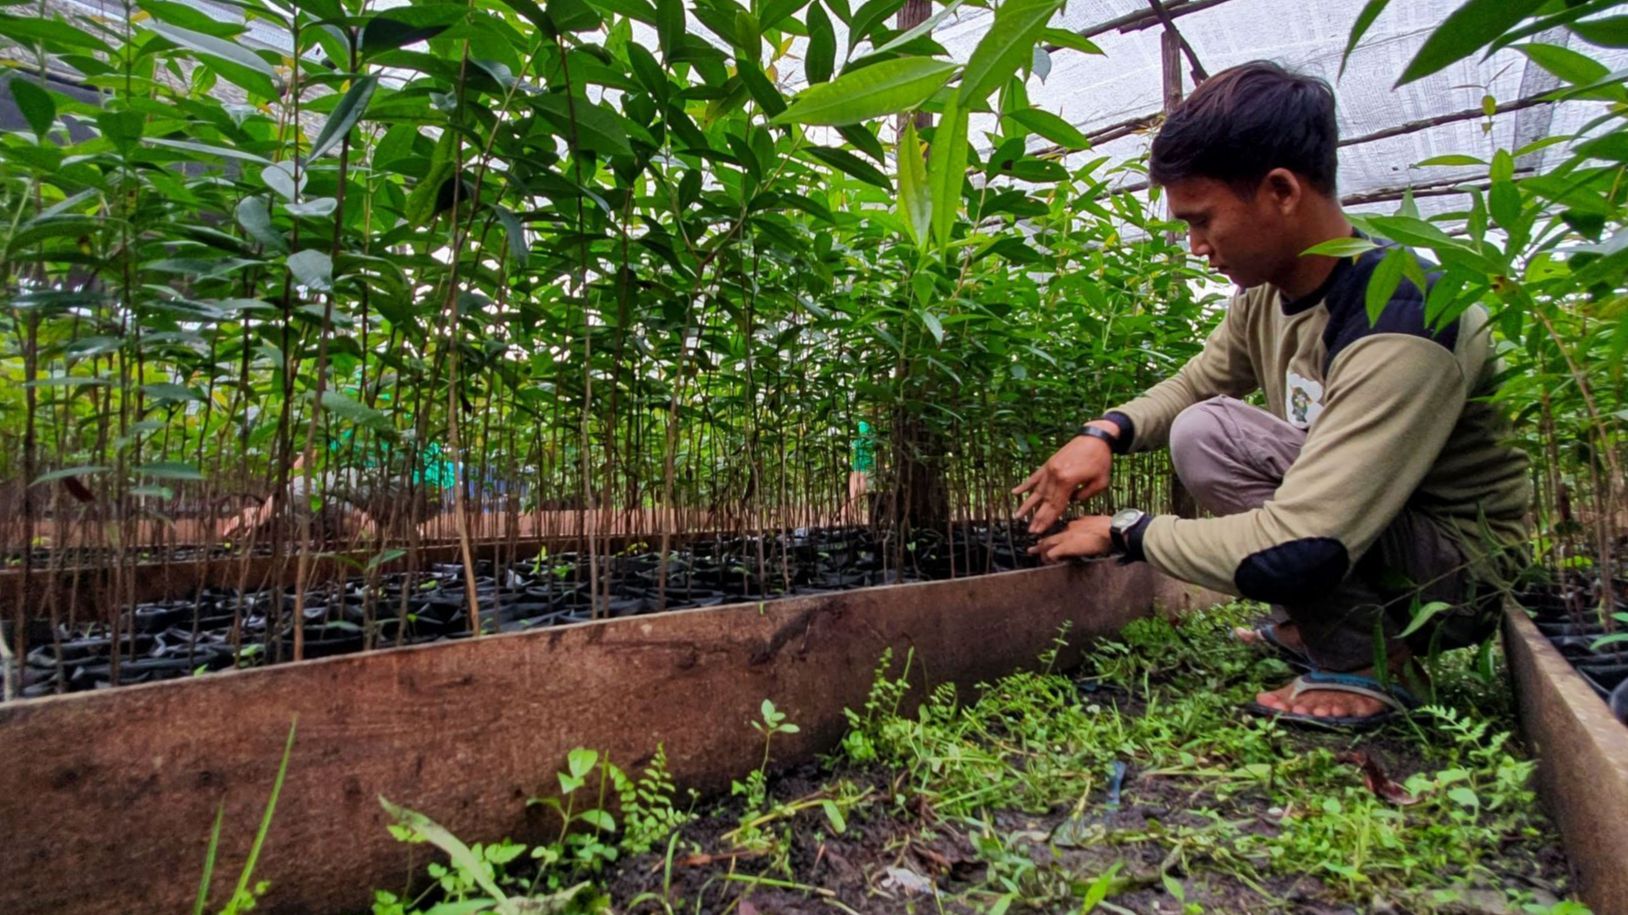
top-left (1040, 28), bottom-right (1101, 55)
top-left (758, 0), bottom-right (807, 29)
top-left (9, 77), bottom-right (55, 138)
top-left (1340, 0), bottom-right (1390, 76)
top-left (773, 56), bottom-right (955, 127)
top-left (145, 137), bottom-right (273, 165)
top-left (928, 93), bottom-right (970, 244)
top-left (1398, 600), bottom-right (1452, 639)
top-left (493, 204), bottom-right (529, 266)
top-left (549, 0), bottom-right (604, 32)
top-left (737, 58), bottom-right (786, 117)
top-left (837, 123), bottom-right (887, 163)
top-left (308, 75), bottom-right (376, 160)
top-left (1396, 0), bottom-right (1546, 86)
top-left (1354, 213), bottom-right (1506, 275)
top-left (848, 0), bottom-right (905, 44)
top-left (261, 162), bottom-right (304, 201)
top-left (406, 132), bottom-right (456, 226)
top-left (137, 461), bottom-right (205, 481)
top-left (1009, 107), bottom-right (1088, 149)
top-left (919, 307), bottom-right (944, 344)
top-left (867, 0), bottom-right (965, 58)
top-left (146, 21), bottom-right (278, 78)
top-left (1414, 154), bottom-right (1485, 167)
top-left (820, 799), bottom-right (847, 833)
top-left (594, 0), bottom-right (658, 23)
top-left (287, 249), bottom-right (334, 291)
top-left (366, 548), bottom-right (407, 571)
top-left (143, 382), bottom-right (204, 402)
top-left (568, 747), bottom-right (599, 779)
top-left (1489, 179), bottom-right (1521, 230)
top-left (236, 197), bottom-right (287, 252)
top-left (1302, 237), bottom-right (1379, 257)
top-left (0, 12), bottom-right (111, 53)
top-left (1570, 15), bottom-right (1628, 48)
top-left (379, 798), bottom-right (511, 906)
top-left (655, 0), bottom-right (684, 60)
top-left (897, 120), bottom-right (931, 245)
top-left (1005, 158), bottom-right (1066, 182)
top-left (320, 390), bottom-right (391, 430)
top-left (30, 465), bottom-right (111, 488)
top-left (5, 214), bottom-right (100, 254)
top-left (1365, 247), bottom-right (1407, 326)
top-left (806, 146), bottom-right (892, 189)
top-left (1079, 862), bottom-right (1123, 913)
top-left (287, 197), bottom-right (338, 218)
top-left (534, 94), bottom-right (634, 156)
top-left (804, 0), bottom-right (835, 84)
top-left (360, 15), bottom-right (450, 56)
top-left (957, 0), bottom-right (1064, 105)
top-left (1516, 42), bottom-right (1611, 87)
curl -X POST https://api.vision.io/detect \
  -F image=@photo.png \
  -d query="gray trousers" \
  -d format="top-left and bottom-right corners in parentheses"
top-left (1168, 396), bottom-right (1498, 671)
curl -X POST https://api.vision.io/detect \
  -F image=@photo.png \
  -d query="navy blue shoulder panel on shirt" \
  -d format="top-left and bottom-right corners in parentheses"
top-left (1313, 246), bottom-right (1457, 375)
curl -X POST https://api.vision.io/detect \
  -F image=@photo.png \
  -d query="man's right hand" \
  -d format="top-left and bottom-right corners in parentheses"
top-left (1011, 421), bottom-right (1117, 534)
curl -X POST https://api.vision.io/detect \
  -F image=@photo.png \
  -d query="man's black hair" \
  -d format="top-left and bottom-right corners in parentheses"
top-left (1149, 61), bottom-right (1339, 196)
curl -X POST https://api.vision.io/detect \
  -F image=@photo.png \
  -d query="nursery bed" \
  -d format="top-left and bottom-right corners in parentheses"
top-left (7, 523), bottom-right (1042, 699)
top-left (372, 605), bottom-right (1578, 915)
top-left (0, 559), bottom-right (1216, 915)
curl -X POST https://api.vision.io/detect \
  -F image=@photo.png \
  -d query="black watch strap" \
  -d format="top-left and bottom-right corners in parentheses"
top-left (1075, 425), bottom-right (1117, 449)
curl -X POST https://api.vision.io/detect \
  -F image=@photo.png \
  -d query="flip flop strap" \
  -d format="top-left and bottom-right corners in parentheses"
top-left (1258, 623), bottom-right (1309, 661)
top-left (1290, 672), bottom-right (1418, 711)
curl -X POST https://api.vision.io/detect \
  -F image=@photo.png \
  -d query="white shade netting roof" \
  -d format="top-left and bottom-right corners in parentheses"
top-left (778, 0), bottom-right (1628, 219)
top-left (46, 0), bottom-right (1628, 221)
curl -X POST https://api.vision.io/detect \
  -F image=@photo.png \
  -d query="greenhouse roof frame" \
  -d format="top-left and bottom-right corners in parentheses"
top-left (25, 0), bottom-right (1628, 220)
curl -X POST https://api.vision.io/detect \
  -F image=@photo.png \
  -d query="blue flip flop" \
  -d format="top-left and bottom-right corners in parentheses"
top-left (1246, 671), bottom-right (1422, 732)
top-left (1236, 621), bottom-right (1313, 671)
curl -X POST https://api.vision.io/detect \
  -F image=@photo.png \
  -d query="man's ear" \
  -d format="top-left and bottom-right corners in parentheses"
top-left (1262, 168), bottom-right (1302, 215)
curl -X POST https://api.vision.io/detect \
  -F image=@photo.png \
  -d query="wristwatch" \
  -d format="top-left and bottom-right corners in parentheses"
top-left (1075, 424), bottom-right (1117, 449)
top-left (1109, 508), bottom-right (1147, 557)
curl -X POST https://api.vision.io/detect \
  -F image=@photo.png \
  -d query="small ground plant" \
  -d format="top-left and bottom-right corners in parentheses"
top-left (372, 745), bottom-right (693, 914)
top-left (370, 603), bottom-right (1582, 913)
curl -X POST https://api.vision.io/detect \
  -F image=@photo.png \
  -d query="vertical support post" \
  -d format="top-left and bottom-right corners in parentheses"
top-left (887, 0), bottom-right (950, 540)
top-left (1161, 28), bottom-right (1183, 114)
top-left (1161, 28), bottom-right (1199, 520)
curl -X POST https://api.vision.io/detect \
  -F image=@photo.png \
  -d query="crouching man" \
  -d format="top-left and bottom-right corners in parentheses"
top-left (1014, 62), bottom-right (1530, 730)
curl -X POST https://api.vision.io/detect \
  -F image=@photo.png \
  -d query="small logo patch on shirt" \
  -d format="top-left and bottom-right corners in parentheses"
top-left (1286, 370), bottom-right (1325, 429)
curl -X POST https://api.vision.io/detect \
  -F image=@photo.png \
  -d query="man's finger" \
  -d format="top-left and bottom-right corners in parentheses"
top-left (1010, 469), bottom-right (1041, 496)
top-left (1028, 500), bottom-right (1062, 534)
top-left (1015, 491), bottom-right (1044, 520)
top-left (1028, 536), bottom-right (1056, 564)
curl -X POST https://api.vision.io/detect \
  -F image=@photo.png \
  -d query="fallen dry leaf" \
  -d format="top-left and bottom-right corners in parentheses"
top-left (1338, 750), bottom-right (1419, 806)
top-left (880, 866), bottom-right (935, 896)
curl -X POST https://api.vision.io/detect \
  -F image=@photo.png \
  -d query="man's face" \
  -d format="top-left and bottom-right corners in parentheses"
top-left (1163, 176), bottom-right (1292, 289)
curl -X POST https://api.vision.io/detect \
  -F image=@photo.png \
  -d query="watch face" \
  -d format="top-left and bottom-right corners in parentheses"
top-left (1111, 508), bottom-right (1143, 530)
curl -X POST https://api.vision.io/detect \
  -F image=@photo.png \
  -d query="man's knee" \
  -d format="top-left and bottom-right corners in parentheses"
top-left (1169, 397), bottom-right (1242, 496)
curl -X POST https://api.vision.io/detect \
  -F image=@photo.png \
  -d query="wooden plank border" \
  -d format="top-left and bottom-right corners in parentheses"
top-left (0, 560), bottom-right (1220, 915)
top-left (1504, 606), bottom-right (1628, 913)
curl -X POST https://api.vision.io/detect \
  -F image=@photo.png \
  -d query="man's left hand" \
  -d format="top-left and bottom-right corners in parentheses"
top-left (1028, 515), bottom-right (1114, 563)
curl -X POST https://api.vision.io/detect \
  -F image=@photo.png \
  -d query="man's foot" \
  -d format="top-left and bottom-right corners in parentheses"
top-left (1249, 666), bottom-right (1427, 730)
top-left (1255, 670), bottom-right (1383, 719)
top-left (1234, 620), bottom-right (1312, 670)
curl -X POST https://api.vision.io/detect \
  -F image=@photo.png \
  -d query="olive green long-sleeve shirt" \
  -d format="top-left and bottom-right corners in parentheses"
top-left (1106, 246), bottom-right (1530, 603)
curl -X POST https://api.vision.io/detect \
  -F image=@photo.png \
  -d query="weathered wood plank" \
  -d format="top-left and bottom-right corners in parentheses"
top-left (1504, 606), bottom-right (1628, 914)
top-left (0, 560), bottom-right (1214, 914)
